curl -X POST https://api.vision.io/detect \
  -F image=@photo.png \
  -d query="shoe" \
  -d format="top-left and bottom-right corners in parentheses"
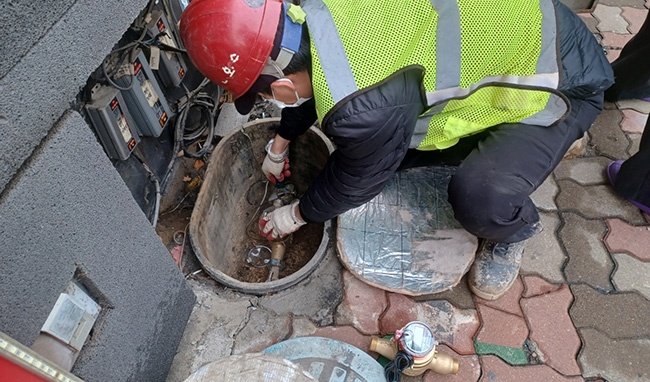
top-left (607, 160), bottom-right (650, 215)
top-left (468, 240), bottom-right (526, 300)
top-left (468, 221), bottom-right (542, 300)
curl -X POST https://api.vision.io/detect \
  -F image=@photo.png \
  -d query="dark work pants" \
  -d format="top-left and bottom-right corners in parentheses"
top-left (604, 11), bottom-right (650, 102)
top-left (605, 11), bottom-right (650, 206)
top-left (398, 92), bottom-right (604, 243)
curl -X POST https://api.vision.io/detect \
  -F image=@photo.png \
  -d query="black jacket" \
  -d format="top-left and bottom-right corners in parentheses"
top-left (278, 0), bottom-right (614, 223)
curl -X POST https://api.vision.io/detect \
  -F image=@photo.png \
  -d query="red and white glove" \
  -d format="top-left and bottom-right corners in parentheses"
top-left (259, 200), bottom-right (306, 240)
top-left (262, 139), bottom-right (291, 184)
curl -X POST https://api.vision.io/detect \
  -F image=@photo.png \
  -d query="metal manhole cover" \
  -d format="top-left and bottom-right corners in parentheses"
top-left (263, 337), bottom-right (385, 382)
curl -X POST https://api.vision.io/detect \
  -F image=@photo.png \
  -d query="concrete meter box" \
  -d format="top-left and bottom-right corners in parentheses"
top-left (114, 50), bottom-right (172, 137)
top-left (85, 85), bottom-right (140, 161)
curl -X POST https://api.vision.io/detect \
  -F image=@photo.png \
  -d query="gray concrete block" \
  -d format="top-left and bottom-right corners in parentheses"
top-left (0, 111), bottom-right (195, 381)
top-left (0, 0), bottom-right (148, 193)
top-left (0, 0), bottom-right (76, 78)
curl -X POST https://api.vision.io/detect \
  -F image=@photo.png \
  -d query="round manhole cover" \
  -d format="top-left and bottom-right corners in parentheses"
top-left (182, 353), bottom-right (317, 382)
top-left (263, 337), bottom-right (385, 382)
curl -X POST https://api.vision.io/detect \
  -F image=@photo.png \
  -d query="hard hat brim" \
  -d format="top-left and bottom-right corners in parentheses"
top-left (234, 75), bottom-right (278, 115)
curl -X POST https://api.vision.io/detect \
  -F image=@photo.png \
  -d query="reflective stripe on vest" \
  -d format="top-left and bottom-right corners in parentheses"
top-left (302, 0), bottom-right (570, 150)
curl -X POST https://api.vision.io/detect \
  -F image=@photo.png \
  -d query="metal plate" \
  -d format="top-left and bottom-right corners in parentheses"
top-left (263, 337), bottom-right (385, 382)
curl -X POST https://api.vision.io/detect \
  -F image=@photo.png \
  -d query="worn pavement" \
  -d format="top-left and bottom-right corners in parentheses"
top-left (165, 2), bottom-right (650, 382)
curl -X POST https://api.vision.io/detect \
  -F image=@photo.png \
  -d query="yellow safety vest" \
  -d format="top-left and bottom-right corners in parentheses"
top-left (302, 0), bottom-right (570, 150)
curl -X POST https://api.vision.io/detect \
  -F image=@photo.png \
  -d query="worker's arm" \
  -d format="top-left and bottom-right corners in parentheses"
top-left (299, 69), bottom-right (425, 223)
top-left (261, 98), bottom-right (317, 183)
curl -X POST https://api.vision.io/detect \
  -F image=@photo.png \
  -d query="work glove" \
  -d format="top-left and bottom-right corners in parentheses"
top-left (259, 200), bottom-right (306, 241)
top-left (262, 139), bottom-right (291, 184)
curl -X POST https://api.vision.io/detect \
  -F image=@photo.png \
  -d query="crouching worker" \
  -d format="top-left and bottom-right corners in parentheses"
top-left (180, 0), bottom-right (613, 300)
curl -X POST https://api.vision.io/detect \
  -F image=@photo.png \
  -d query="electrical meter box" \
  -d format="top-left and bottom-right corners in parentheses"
top-left (147, 10), bottom-right (187, 88)
top-left (167, 0), bottom-right (191, 47)
top-left (114, 50), bottom-right (172, 137)
top-left (85, 85), bottom-right (140, 161)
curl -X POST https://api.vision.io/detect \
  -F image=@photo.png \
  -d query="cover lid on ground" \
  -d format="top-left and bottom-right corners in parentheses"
top-left (337, 166), bottom-right (478, 296)
top-left (263, 336), bottom-right (385, 381)
top-left (183, 352), bottom-right (318, 382)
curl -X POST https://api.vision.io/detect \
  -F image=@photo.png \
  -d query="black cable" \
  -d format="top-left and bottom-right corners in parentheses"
top-left (384, 351), bottom-right (414, 382)
top-left (131, 149), bottom-right (162, 228)
top-left (173, 79), bottom-right (221, 159)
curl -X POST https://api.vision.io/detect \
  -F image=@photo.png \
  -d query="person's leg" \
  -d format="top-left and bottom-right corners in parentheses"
top-left (610, 115), bottom-right (650, 208)
top-left (447, 92), bottom-right (604, 299)
top-left (605, 12), bottom-right (650, 101)
top-left (448, 93), bottom-right (603, 242)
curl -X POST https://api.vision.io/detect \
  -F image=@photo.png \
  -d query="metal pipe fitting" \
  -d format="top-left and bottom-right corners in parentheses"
top-left (369, 336), bottom-right (459, 376)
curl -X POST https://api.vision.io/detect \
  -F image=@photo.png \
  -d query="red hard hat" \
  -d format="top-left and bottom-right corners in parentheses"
top-left (180, 0), bottom-right (282, 99)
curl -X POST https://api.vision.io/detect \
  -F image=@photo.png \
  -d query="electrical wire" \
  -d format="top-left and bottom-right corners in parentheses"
top-left (383, 351), bottom-right (414, 382)
top-left (132, 150), bottom-right (162, 228)
top-left (173, 79), bottom-right (221, 159)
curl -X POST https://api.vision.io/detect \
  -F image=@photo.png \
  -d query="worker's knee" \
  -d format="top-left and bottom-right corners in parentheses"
top-left (448, 167), bottom-right (531, 239)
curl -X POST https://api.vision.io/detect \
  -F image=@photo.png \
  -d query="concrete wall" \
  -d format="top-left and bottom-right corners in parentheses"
top-left (0, 1), bottom-right (196, 381)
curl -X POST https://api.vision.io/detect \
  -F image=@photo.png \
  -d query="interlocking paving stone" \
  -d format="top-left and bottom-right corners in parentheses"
top-left (556, 181), bottom-right (647, 224)
top-left (380, 293), bottom-right (479, 355)
top-left (621, 109), bottom-right (649, 133)
top-left (522, 275), bottom-right (562, 298)
top-left (593, 4), bottom-right (628, 33)
top-left (422, 345), bottom-right (480, 382)
top-left (588, 109), bottom-right (630, 159)
top-left (629, 132), bottom-right (642, 157)
top-left (621, 6), bottom-right (649, 33)
top-left (594, 4), bottom-right (629, 32)
top-left (531, 176), bottom-right (559, 211)
top-left (475, 343), bottom-right (528, 366)
top-left (335, 271), bottom-right (387, 335)
top-left (612, 253), bottom-right (650, 300)
top-left (570, 283), bottom-right (650, 338)
top-left (478, 355), bottom-right (584, 382)
top-left (474, 277), bottom-right (524, 317)
top-left (578, 328), bottom-right (650, 382)
top-left (475, 303), bottom-right (528, 349)
top-left (605, 49), bottom-right (621, 63)
top-left (413, 275), bottom-right (476, 310)
top-left (521, 212), bottom-right (566, 283)
top-left (521, 285), bottom-right (581, 376)
top-left (553, 157), bottom-right (611, 185)
top-left (601, 31), bottom-right (635, 49)
top-left (605, 218), bottom-right (650, 261)
top-left (617, 99), bottom-right (650, 114)
top-left (560, 212), bottom-right (615, 291)
top-left (598, 0), bottom-right (646, 7)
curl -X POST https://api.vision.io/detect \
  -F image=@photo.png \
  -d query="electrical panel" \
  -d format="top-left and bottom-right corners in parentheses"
top-left (167, 0), bottom-right (191, 47)
top-left (114, 50), bottom-right (172, 137)
top-left (146, 10), bottom-right (187, 88)
top-left (85, 85), bottom-right (140, 161)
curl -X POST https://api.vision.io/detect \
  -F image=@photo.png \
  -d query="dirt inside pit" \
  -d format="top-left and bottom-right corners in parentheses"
top-left (188, 119), bottom-right (333, 293)
top-left (233, 195), bottom-right (325, 283)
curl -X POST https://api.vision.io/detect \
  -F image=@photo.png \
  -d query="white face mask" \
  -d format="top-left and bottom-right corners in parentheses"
top-left (265, 78), bottom-right (312, 108)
